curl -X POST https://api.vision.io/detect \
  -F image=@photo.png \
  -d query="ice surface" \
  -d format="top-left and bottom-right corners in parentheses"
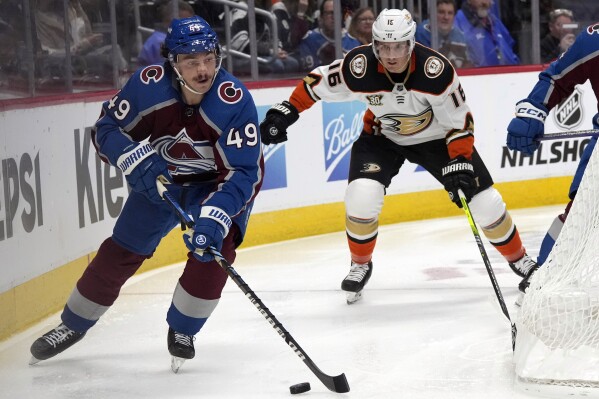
top-left (0, 206), bottom-right (563, 398)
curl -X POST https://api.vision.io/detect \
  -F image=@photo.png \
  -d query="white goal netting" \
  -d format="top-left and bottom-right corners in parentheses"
top-left (514, 140), bottom-right (599, 397)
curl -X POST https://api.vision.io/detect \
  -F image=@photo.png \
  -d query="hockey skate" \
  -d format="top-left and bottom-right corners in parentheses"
top-left (341, 261), bottom-right (373, 305)
top-left (511, 254), bottom-right (539, 307)
top-left (168, 328), bottom-right (195, 373)
top-left (29, 323), bottom-right (86, 365)
top-left (508, 253), bottom-right (538, 278)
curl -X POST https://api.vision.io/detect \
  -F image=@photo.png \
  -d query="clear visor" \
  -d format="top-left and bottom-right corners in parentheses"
top-left (374, 41), bottom-right (411, 58)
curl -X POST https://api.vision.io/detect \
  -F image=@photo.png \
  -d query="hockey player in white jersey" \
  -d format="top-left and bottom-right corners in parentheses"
top-left (260, 8), bottom-right (537, 303)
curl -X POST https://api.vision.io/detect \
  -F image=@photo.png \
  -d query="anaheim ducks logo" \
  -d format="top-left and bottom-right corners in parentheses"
top-left (424, 56), bottom-right (444, 78)
top-left (378, 108), bottom-right (434, 135)
top-left (349, 54), bottom-right (367, 78)
top-left (360, 163), bottom-right (381, 173)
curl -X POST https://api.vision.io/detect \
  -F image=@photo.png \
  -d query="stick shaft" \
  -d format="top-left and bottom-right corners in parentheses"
top-left (212, 252), bottom-right (349, 393)
top-left (537, 128), bottom-right (599, 141)
top-left (156, 179), bottom-right (350, 393)
top-left (458, 190), bottom-right (517, 350)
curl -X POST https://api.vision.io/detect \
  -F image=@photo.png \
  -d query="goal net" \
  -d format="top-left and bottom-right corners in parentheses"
top-left (514, 140), bottom-right (599, 397)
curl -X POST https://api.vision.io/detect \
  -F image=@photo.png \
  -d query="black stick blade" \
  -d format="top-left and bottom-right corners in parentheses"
top-left (332, 373), bottom-right (350, 393)
top-left (304, 359), bottom-right (350, 393)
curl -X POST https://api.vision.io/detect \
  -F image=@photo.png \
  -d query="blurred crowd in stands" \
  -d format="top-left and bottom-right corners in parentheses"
top-left (0, 0), bottom-right (597, 99)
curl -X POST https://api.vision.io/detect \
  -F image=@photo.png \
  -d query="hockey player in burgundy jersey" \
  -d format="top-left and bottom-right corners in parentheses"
top-left (30, 16), bottom-right (264, 371)
top-left (507, 23), bottom-right (599, 292)
top-left (260, 8), bottom-right (537, 304)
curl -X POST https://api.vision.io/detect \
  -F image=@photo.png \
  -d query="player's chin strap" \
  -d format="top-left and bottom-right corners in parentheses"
top-left (170, 63), bottom-right (212, 96)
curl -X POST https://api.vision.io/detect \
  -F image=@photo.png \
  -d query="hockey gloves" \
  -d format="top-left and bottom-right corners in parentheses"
top-left (117, 141), bottom-right (172, 203)
top-left (183, 207), bottom-right (231, 262)
top-left (441, 156), bottom-right (477, 208)
top-left (506, 100), bottom-right (548, 155)
top-left (259, 101), bottom-right (299, 145)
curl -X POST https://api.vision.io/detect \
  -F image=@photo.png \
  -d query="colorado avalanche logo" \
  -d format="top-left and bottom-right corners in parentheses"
top-left (153, 129), bottom-right (216, 175)
top-left (140, 65), bottom-right (164, 84)
top-left (218, 81), bottom-right (243, 104)
top-left (554, 86), bottom-right (584, 129)
top-left (587, 24), bottom-right (599, 35)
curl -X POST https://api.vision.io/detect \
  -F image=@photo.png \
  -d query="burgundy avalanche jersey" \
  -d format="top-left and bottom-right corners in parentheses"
top-left (92, 65), bottom-right (263, 228)
top-left (529, 23), bottom-right (599, 113)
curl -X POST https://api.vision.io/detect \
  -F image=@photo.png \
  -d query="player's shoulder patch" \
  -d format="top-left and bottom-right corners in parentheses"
top-left (423, 56), bottom-right (445, 79)
top-left (341, 45), bottom-right (390, 92)
top-left (139, 65), bottom-right (165, 84)
top-left (348, 53), bottom-right (368, 79)
top-left (124, 65), bottom-right (172, 109)
top-left (567, 24), bottom-right (599, 58)
top-left (409, 43), bottom-right (454, 95)
top-left (204, 72), bottom-right (255, 124)
top-left (217, 81), bottom-right (244, 104)
top-left (587, 23), bottom-right (599, 35)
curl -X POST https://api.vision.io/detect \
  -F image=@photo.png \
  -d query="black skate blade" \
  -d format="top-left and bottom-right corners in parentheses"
top-left (171, 356), bottom-right (186, 373)
top-left (346, 291), bottom-right (362, 305)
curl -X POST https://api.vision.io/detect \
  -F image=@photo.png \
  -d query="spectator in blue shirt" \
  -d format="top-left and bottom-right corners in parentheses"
top-left (415, 0), bottom-right (472, 68)
top-left (298, 0), bottom-right (360, 71)
top-left (454, 0), bottom-right (519, 67)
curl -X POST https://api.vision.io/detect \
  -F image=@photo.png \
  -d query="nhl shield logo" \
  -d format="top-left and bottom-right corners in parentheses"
top-left (553, 87), bottom-right (583, 129)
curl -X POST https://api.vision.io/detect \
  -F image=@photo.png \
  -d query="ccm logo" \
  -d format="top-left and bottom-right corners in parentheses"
top-left (517, 107), bottom-right (547, 121)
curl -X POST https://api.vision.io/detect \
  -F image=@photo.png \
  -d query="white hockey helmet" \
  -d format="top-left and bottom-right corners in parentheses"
top-left (372, 9), bottom-right (417, 60)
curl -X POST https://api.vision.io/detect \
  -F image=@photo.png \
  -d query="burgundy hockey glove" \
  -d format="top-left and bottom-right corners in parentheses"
top-left (259, 101), bottom-right (299, 145)
top-left (441, 156), bottom-right (477, 208)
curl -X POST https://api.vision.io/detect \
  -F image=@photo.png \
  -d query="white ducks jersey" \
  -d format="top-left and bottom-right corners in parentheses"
top-left (288, 42), bottom-right (475, 159)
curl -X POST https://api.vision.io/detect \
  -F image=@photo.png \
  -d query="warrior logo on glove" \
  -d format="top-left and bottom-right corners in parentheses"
top-left (194, 235), bottom-right (208, 246)
top-left (441, 161), bottom-right (474, 175)
top-left (441, 156), bottom-right (477, 208)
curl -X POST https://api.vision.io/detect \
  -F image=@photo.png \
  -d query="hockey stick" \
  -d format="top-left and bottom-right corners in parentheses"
top-left (536, 128), bottom-right (599, 141)
top-left (458, 190), bottom-right (517, 351)
top-left (156, 178), bottom-right (350, 393)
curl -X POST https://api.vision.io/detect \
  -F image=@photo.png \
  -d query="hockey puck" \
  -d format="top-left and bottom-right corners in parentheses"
top-left (289, 382), bottom-right (311, 394)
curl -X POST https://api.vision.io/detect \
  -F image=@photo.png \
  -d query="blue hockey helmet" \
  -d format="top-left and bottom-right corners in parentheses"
top-left (164, 16), bottom-right (221, 62)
